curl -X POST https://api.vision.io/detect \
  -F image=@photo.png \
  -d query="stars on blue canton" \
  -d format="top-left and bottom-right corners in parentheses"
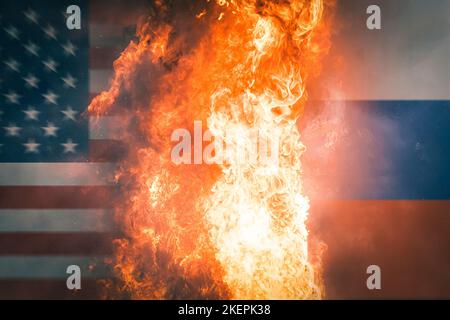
top-left (0, 1), bottom-right (88, 162)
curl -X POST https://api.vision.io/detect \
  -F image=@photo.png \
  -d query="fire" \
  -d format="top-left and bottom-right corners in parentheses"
top-left (89, 0), bottom-right (332, 299)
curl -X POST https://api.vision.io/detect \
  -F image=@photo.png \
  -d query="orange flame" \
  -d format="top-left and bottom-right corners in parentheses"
top-left (89, 0), bottom-right (333, 299)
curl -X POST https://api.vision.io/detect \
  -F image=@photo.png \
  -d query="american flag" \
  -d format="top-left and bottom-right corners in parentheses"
top-left (0, 0), bottom-right (132, 298)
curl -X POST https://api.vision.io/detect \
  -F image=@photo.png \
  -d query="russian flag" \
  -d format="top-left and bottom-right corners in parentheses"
top-left (299, 0), bottom-right (450, 298)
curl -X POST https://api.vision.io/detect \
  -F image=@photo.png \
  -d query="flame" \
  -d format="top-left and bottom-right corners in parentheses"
top-left (89, 0), bottom-right (333, 299)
